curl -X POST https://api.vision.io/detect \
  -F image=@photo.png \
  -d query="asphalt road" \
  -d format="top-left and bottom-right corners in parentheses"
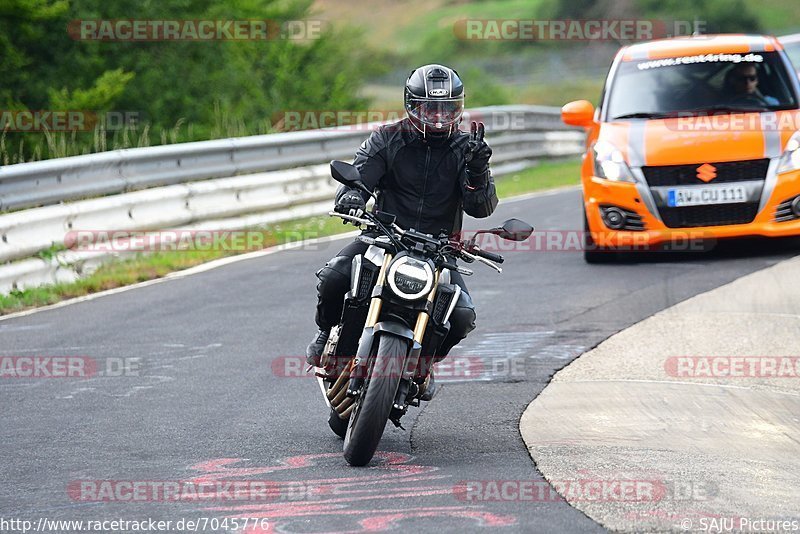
top-left (1, 188), bottom-right (796, 534)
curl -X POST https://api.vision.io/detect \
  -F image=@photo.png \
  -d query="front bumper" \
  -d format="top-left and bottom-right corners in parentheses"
top-left (583, 170), bottom-right (800, 247)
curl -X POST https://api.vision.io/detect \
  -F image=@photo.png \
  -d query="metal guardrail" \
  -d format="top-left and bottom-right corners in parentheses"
top-left (0, 105), bottom-right (583, 293)
top-left (0, 105), bottom-right (576, 212)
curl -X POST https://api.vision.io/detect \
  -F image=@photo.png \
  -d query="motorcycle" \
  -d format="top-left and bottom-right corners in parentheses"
top-left (314, 160), bottom-right (534, 466)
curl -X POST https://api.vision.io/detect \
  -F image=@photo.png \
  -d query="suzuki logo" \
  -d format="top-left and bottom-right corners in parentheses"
top-left (696, 163), bottom-right (717, 182)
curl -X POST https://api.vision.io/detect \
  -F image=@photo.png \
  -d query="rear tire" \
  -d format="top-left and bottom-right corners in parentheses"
top-left (343, 334), bottom-right (407, 466)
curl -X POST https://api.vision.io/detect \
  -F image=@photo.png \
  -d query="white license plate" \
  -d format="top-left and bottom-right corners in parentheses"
top-left (667, 185), bottom-right (747, 207)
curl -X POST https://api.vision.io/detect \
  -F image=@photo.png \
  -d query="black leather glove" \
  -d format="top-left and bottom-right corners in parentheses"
top-left (335, 190), bottom-right (366, 219)
top-left (465, 121), bottom-right (492, 171)
top-left (465, 121), bottom-right (492, 188)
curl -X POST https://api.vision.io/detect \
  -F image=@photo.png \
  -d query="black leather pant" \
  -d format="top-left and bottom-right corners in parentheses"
top-left (314, 239), bottom-right (476, 358)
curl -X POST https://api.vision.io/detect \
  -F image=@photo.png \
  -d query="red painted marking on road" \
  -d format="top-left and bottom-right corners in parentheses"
top-left (182, 454), bottom-right (517, 532)
top-left (359, 508), bottom-right (517, 530)
top-left (185, 453), bottom-right (437, 487)
top-left (230, 507), bottom-right (516, 534)
top-left (203, 485), bottom-right (455, 511)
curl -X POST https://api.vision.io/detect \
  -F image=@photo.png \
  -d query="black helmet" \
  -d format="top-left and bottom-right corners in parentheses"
top-left (404, 64), bottom-right (465, 140)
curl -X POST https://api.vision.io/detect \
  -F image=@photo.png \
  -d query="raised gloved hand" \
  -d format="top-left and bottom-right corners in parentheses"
top-left (465, 121), bottom-right (492, 172)
top-left (335, 190), bottom-right (366, 219)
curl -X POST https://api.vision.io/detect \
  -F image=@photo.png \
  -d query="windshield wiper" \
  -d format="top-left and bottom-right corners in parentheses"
top-left (612, 105), bottom-right (774, 121)
top-left (611, 112), bottom-right (673, 120)
top-left (682, 104), bottom-right (770, 114)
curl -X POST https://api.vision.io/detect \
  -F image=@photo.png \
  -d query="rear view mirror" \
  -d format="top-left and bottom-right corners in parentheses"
top-left (330, 160), bottom-right (375, 201)
top-left (330, 160), bottom-right (363, 187)
top-left (561, 100), bottom-right (595, 127)
top-left (496, 218), bottom-right (533, 241)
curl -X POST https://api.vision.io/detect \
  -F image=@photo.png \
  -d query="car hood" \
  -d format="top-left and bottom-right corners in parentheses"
top-left (598, 111), bottom-right (800, 166)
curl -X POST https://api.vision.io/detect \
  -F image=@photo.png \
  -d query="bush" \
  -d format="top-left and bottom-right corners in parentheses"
top-left (0, 0), bottom-right (384, 162)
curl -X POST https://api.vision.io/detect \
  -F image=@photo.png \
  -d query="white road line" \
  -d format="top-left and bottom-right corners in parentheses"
top-left (0, 187), bottom-right (578, 323)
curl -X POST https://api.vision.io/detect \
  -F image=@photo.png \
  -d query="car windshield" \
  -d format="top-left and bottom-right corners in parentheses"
top-left (606, 51), bottom-right (798, 120)
top-left (782, 40), bottom-right (800, 72)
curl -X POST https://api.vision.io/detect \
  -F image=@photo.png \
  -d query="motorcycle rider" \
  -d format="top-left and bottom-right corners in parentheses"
top-left (306, 64), bottom-right (498, 379)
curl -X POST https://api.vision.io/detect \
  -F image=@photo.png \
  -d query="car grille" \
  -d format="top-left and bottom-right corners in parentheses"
top-left (659, 203), bottom-right (760, 228)
top-left (642, 159), bottom-right (769, 186)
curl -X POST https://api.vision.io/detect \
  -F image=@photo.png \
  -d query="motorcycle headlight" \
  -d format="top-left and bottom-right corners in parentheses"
top-left (387, 256), bottom-right (434, 300)
top-left (593, 141), bottom-right (636, 183)
top-left (778, 131), bottom-right (800, 174)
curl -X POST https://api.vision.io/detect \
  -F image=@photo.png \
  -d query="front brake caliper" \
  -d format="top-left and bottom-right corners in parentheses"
top-left (347, 356), bottom-right (366, 397)
top-left (392, 379), bottom-right (411, 414)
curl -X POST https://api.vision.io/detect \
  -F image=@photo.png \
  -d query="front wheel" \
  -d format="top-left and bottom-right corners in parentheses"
top-left (583, 209), bottom-right (617, 264)
top-left (343, 334), bottom-right (407, 466)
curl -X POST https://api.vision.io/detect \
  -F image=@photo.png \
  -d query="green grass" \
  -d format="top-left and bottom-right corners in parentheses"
top-left (517, 78), bottom-right (604, 107)
top-left (0, 216), bottom-right (346, 314)
top-left (493, 159), bottom-right (580, 197)
top-left (393, 0), bottom-right (544, 56)
top-left (315, 0), bottom-right (800, 53)
top-left (0, 159), bottom-right (581, 315)
top-left (755, 0), bottom-right (800, 33)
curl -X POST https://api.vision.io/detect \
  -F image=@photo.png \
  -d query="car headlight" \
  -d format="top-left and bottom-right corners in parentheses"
top-left (387, 256), bottom-right (434, 300)
top-left (592, 141), bottom-right (636, 183)
top-left (778, 131), bottom-right (800, 174)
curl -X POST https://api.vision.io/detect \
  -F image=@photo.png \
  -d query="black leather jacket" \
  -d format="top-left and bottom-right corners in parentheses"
top-left (335, 118), bottom-right (498, 236)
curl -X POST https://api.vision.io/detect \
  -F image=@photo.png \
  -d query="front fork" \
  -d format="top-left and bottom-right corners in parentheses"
top-left (347, 253), bottom-right (440, 414)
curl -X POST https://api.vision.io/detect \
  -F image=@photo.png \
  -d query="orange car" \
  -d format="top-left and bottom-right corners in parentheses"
top-left (563, 34), bottom-right (800, 262)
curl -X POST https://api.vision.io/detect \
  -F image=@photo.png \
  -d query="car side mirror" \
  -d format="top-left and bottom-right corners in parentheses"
top-left (561, 100), bottom-right (596, 127)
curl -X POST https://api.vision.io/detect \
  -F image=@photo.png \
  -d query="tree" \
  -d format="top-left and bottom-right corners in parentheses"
top-left (0, 0), bottom-right (381, 161)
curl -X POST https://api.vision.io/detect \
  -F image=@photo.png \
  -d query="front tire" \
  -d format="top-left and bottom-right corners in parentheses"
top-left (343, 334), bottom-right (407, 466)
top-left (583, 209), bottom-right (617, 264)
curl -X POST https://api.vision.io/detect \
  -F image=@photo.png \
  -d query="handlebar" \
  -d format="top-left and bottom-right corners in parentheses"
top-left (329, 210), bottom-right (504, 274)
top-left (461, 249), bottom-right (502, 273)
top-left (329, 211), bottom-right (371, 226)
top-left (472, 247), bottom-right (504, 264)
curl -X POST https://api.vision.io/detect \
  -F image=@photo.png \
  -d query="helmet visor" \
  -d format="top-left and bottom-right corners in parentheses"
top-left (406, 96), bottom-right (464, 128)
